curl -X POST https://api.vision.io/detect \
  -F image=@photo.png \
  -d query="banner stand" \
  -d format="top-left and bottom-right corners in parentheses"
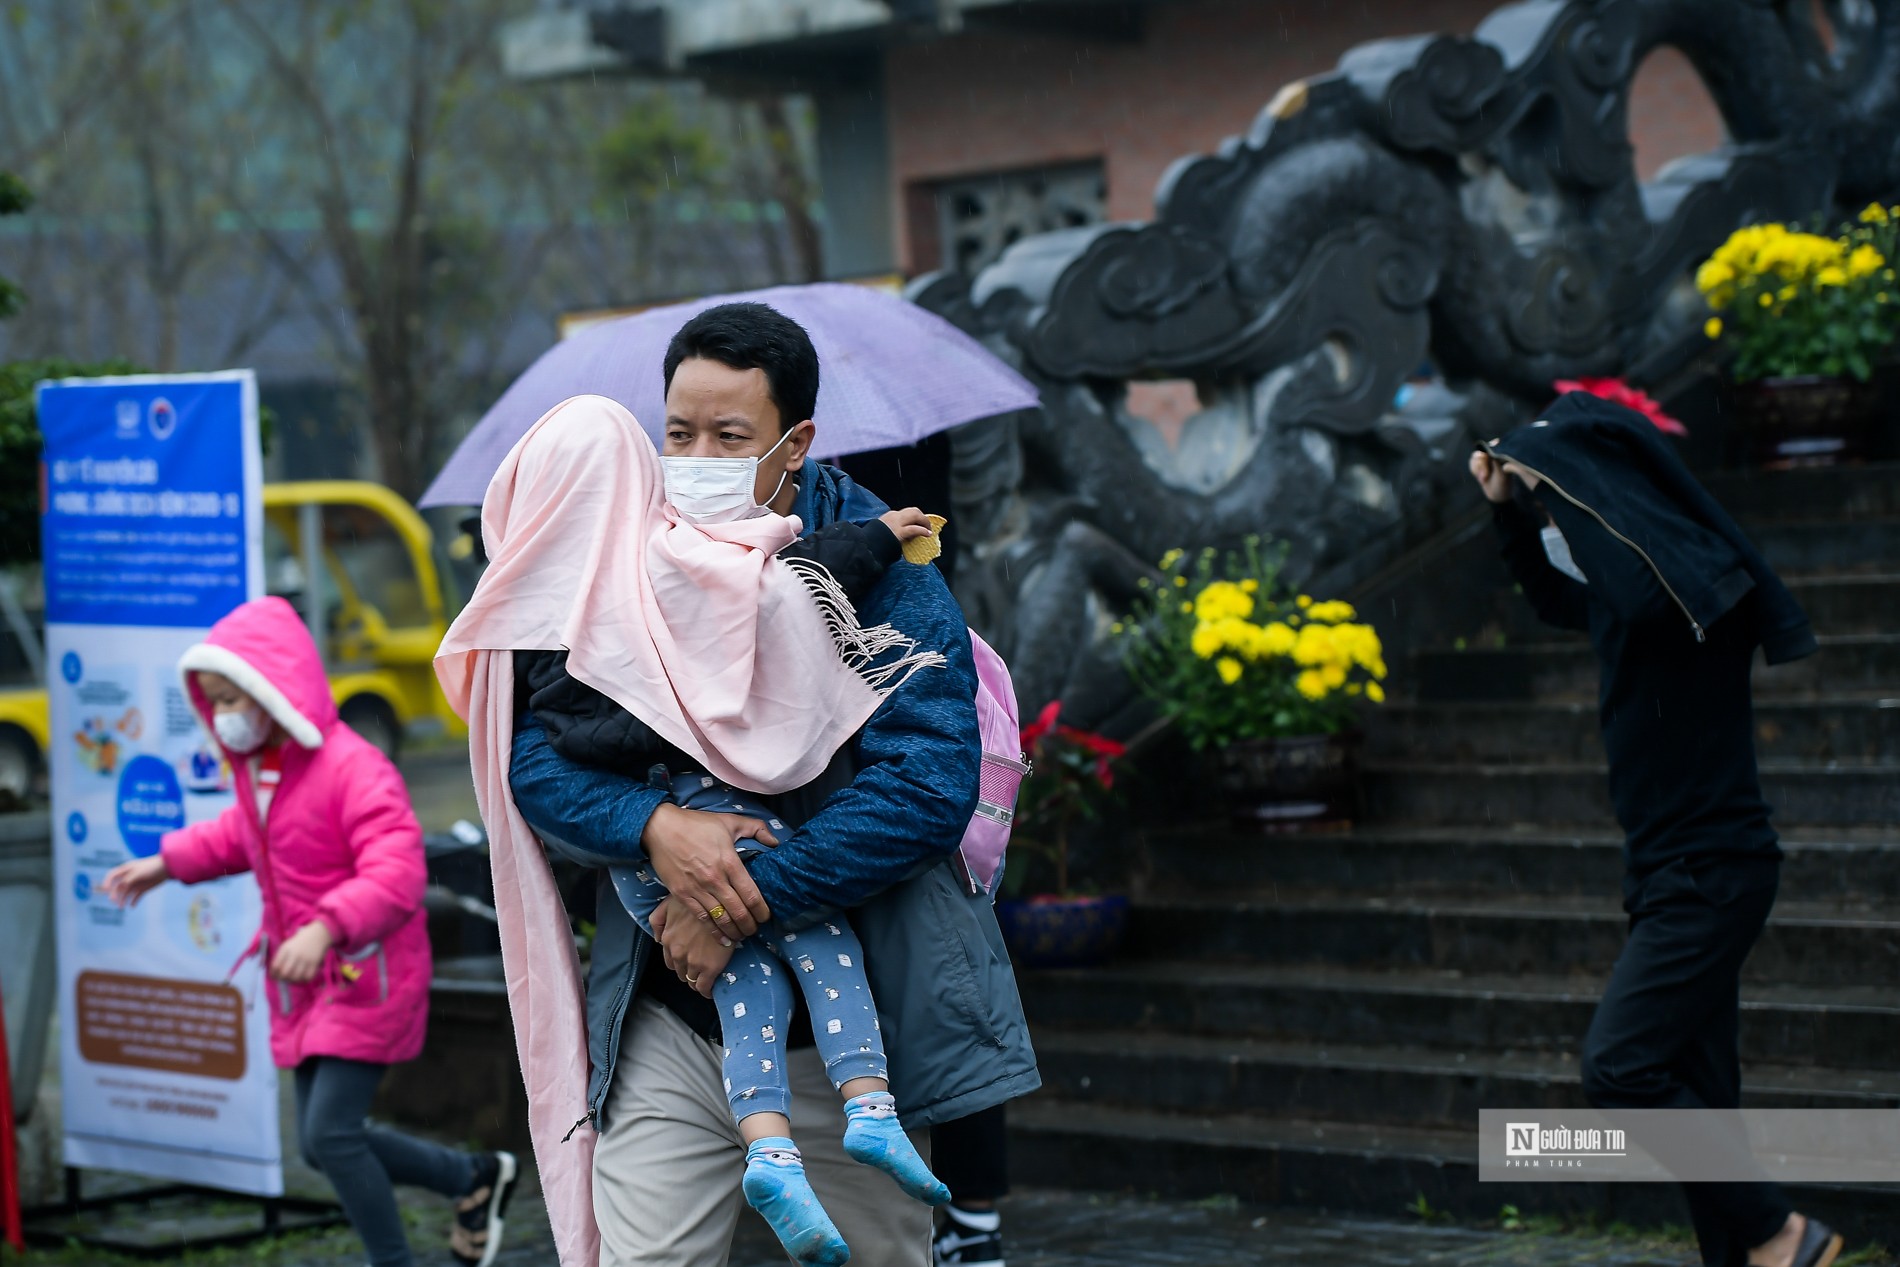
top-left (22, 1169), bottom-right (342, 1259)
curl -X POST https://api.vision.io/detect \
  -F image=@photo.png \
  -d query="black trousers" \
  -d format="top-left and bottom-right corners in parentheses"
top-left (929, 1104), bottom-right (1009, 1204)
top-left (1581, 858), bottom-right (1791, 1267)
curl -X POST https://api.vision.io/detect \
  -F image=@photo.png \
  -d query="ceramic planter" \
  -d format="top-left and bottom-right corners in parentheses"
top-left (1731, 375), bottom-right (1878, 467)
top-left (1217, 731), bottom-right (1361, 833)
top-left (996, 894), bottom-right (1129, 969)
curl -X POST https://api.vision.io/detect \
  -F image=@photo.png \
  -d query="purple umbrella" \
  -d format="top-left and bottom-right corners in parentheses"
top-left (419, 282), bottom-right (1039, 508)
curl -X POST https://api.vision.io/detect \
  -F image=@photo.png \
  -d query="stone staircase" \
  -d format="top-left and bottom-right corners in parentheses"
top-left (1010, 464), bottom-right (1900, 1237)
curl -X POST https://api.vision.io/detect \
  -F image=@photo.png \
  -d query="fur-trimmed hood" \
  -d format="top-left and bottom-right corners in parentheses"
top-left (179, 596), bottom-right (334, 751)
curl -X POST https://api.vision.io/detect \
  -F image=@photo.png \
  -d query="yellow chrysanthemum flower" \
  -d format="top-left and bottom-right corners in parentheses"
top-left (1296, 595), bottom-right (1313, 609)
top-left (1292, 624), bottom-right (1335, 666)
top-left (1848, 244), bottom-right (1885, 279)
top-left (1194, 580), bottom-right (1255, 623)
top-left (1239, 578), bottom-right (1259, 594)
top-left (1704, 317), bottom-right (1722, 339)
top-left (1759, 292), bottom-right (1774, 308)
top-left (1366, 681), bottom-right (1386, 704)
top-left (1295, 670), bottom-right (1328, 701)
top-left (1861, 203), bottom-right (1889, 225)
top-left (1694, 258), bottom-right (1734, 299)
top-left (1174, 575), bottom-right (1187, 587)
top-left (1259, 621), bottom-right (1297, 657)
top-left (1816, 266), bottom-right (1848, 288)
top-left (1159, 548), bottom-right (1184, 570)
top-left (1215, 656), bottom-right (1243, 685)
top-left (1320, 663), bottom-right (1347, 689)
top-left (1190, 622), bottom-right (1222, 659)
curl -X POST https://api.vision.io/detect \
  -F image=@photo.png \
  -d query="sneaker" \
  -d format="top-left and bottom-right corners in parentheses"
top-left (450, 1150), bottom-right (519, 1267)
top-left (934, 1207), bottom-right (1004, 1267)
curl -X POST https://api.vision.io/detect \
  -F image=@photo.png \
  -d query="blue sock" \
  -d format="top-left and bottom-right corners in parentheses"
top-left (743, 1138), bottom-right (850, 1266)
top-left (841, 1092), bottom-right (950, 1206)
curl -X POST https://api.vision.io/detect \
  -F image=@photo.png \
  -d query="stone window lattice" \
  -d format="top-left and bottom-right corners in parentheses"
top-left (932, 160), bottom-right (1107, 276)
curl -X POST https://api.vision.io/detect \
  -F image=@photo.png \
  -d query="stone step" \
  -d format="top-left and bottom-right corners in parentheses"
top-left (1017, 963), bottom-right (1900, 1069)
top-left (1413, 635), bottom-right (1900, 703)
top-left (1700, 462), bottom-right (1900, 522)
top-left (1122, 896), bottom-right (1900, 986)
top-left (1366, 698), bottom-right (1900, 764)
top-left (1141, 827), bottom-right (1900, 902)
top-left (1747, 518), bottom-right (1900, 576)
top-left (1787, 574), bottom-right (1900, 633)
top-left (1032, 1030), bottom-right (1900, 1125)
top-left (1360, 761), bottom-right (1900, 828)
top-left (1007, 1098), bottom-right (1900, 1234)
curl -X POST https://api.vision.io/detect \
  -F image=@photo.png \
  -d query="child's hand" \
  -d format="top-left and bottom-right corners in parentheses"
top-left (101, 855), bottom-right (170, 908)
top-left (270, 920), bottom-right (335, 984)
top-left (879, 508), bottom-right (935, 541)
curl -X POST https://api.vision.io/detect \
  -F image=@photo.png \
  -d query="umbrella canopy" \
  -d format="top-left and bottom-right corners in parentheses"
top-left (420, 282), bottom-right (1039, 509)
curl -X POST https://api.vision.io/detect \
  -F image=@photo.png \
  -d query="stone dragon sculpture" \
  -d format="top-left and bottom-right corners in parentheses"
top-left (911, 0), bottom-right (1900, 728)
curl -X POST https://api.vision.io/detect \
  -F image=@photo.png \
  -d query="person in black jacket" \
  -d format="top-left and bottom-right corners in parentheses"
top-left (1471, 392), bottom-right (1841, 1267)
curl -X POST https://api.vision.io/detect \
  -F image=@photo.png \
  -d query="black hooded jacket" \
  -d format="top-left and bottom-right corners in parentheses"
top-left (1487, 392), bottom-right (1815, 889)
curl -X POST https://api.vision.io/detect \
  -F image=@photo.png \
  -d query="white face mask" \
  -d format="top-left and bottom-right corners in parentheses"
top-left (661, 428), bottom-right (794, 524)
top-left (1541, 524), bottom-right (1589, 586)
top-left (213, 704), bottom-right (270, 754)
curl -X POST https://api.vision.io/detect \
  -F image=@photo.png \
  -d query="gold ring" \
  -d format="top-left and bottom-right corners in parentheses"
top-left (706, 904), bottom-right (728, 923)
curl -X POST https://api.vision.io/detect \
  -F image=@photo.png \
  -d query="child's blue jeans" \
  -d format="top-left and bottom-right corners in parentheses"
top-left (610, 778), bottom-right (887, 1120)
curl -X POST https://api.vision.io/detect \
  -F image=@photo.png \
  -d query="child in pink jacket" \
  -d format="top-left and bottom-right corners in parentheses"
top-left (103, 596), bottom-right (518, 1267)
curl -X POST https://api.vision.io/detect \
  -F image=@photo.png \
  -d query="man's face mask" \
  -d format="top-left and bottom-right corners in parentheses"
top-left (660, 427), bottom-right (793, 524)
top-left (1542, 524), bottom-right (1589, 586)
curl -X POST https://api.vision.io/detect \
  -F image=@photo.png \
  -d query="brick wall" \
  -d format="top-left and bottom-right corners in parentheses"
top-left (885, 0), bottom-right (1726, 272)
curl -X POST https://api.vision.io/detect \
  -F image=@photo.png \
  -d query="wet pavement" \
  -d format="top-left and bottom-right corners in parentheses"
top-left (25, 1174), bottom-right (1731, 1267)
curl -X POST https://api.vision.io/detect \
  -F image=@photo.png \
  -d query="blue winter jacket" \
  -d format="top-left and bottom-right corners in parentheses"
top-left (510, 462), bottom-right (1039, 1130)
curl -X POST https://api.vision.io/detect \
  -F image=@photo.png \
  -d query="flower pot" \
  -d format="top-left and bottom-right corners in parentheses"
top-left (1217, 732), bottom-right (1361, 833)
top-left (995, 894), bottom-right (1129, 969)
top-left (1731, 375), bottom-right (1878, 467)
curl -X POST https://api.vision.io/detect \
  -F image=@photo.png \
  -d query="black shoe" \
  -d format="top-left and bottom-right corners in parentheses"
top-left (1791, 1217), bottom-right (1843, 1267)
top-left (934, 1209), bottom-right (1004, 1267)
top-left (450, 1151), bottom-right (519, 1267)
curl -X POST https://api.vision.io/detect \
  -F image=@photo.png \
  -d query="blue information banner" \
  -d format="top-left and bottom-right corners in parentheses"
top-left (38, 371), bottom-right (281, 1197)
top-left (38, 376), bottom-right (257, 628)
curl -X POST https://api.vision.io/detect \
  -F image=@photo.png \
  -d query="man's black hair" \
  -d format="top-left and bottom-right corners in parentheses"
top-left (662, 302), bottom-right (820, 434)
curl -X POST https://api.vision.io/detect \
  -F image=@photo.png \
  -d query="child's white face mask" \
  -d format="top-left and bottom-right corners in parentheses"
top-left (661, 428), bottom-right (793, 524)
top-left (1542, 524), bottom-right (1588, 586)
top-left (214, 704), bottom-right (270, 753)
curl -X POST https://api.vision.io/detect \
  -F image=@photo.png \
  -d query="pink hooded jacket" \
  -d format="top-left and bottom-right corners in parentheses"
top-left (160, 596), bottom-right (431, 1069)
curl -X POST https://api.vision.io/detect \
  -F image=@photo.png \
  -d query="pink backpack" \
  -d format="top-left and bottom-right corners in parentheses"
top-left (957, 630), bottom-right (1027, 895)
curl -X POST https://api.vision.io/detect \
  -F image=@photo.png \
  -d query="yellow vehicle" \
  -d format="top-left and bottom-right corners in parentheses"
top-left (0, 481), bottom-right (464, 798)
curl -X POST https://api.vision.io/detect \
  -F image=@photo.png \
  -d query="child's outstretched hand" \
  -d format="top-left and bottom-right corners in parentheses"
top-left (271, 920), bottom-right (335, 984)
top-left (102, 855), bottom-right (170, 908)
top-left (879, 507), bottom-right (935, 541)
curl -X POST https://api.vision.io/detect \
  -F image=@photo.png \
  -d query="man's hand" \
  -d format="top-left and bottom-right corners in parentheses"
top-left (1469, 449), bottom-right (1539, 503)
top-left (102, 855), bottom-right (170, 908)
top-left (270, 920), bottom-right (335, 984)
top-left (640, 803), bottom-right (775, 938)
top-left (652, 895), bottom-right (737, 999)
top-left (878, 507), bottom-right (935, 541)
